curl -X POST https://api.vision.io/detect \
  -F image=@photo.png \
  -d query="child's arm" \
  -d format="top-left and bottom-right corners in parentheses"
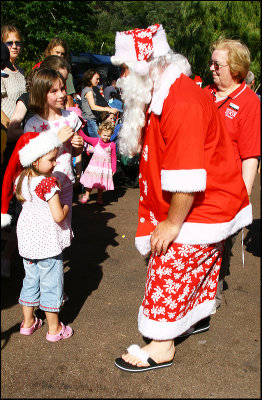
top-left (111, 142), bottom-right (117, 174)
top-left (79, 134), bottom-right (99, 146)
top-left (48, 193), bottom-right (69, 223)
top-left (71, 128), bottom-right (84, 157)
top-left (36, 177), bottom-right (69, 223)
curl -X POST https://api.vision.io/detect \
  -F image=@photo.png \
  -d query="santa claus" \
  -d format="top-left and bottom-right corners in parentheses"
top-left (111, 24), bottom-right (252, 372)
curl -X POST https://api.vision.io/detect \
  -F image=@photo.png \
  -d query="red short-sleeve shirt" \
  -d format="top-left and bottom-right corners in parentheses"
top-left (203, 82), bottom-right (261, 170)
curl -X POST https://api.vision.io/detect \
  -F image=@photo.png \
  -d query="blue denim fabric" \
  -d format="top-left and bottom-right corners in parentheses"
top-left (19, 254), bottom-right (64, 312)
top-left (86, 119), bottom-right (99, 137)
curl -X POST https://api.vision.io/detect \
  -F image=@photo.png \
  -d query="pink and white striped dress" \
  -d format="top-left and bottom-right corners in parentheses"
top-left (80, 139), bottom-right (115, 191)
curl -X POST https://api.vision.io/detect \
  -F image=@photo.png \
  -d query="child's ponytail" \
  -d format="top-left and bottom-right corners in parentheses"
top-left (15, 168), bottom-right (33, 203)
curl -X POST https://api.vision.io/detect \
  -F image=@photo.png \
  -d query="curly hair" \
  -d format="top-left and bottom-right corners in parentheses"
top-left (98, 121), bottom-right (114, 135)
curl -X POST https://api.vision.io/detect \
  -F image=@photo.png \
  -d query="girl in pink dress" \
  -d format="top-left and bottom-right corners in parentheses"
top-left (80, 121), bottom-right (116, 205)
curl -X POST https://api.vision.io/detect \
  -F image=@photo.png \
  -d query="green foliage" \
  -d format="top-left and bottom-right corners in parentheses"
top-left (1, 1), bottom-right (260, 86)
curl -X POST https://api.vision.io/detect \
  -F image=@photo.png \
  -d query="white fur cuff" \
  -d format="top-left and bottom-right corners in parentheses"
top-left (161, 169), bottom-right (206, 192)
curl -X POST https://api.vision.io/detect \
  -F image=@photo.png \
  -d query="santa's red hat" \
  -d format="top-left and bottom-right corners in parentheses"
top-left (1, 131), bottom-right (61, 227)
top-left (111, 24), bottom-right (171, 75)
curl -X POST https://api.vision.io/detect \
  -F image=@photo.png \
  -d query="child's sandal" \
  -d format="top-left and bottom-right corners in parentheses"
top-left (80, 195), bottom-right (89, 204)
top-left (46, 322), bottom-right (73, 342)
top-left (20, 317), bottom-right (43, 335)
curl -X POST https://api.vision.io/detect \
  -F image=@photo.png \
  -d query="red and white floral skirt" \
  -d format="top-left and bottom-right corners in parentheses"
top-left (138, 241), bottom-right (224, 340)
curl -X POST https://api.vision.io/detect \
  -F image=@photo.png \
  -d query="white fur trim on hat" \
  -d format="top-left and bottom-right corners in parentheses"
top-left (1, 213), bottom-right (12, 228)
top-left (151, 25), bottom-right (171, 58)
top-left (19, 131), bottom-right (62, 167)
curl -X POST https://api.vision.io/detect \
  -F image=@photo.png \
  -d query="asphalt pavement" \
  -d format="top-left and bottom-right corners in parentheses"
top-left (1, 174), bottom-right (260, 398)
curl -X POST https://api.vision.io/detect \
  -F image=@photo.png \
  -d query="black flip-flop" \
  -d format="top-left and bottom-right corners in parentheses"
top-left (114, 344), bottom-right (175, 372)
top-left (178, 316), bottom-right (210, 338)
top-left (114, 356), bottom-right (174, 372)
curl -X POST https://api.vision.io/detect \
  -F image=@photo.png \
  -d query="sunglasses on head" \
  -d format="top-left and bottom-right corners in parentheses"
top-left (5, 41), bottom-right (22, 47)
top-left (208, 60), bottom-right (228, 70)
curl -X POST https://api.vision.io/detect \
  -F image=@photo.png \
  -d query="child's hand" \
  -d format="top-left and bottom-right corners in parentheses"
top-left (58, 126), bottom-right (74, 143)
top-left (71, 134), bottom-right (84, 148)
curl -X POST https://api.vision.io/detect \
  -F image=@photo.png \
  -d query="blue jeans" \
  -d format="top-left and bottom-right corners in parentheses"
top-left (19, 254), bottom-right (64, 312)
top-left (86, 119), bottom-right (99, 137)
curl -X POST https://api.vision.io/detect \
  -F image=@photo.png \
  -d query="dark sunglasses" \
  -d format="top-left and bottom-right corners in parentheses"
top-left (208, 60), bottom-right (228, 70)
top-left (5, 41), bottom-right (22, 47)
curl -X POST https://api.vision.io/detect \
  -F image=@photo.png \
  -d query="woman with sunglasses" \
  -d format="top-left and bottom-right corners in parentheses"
top-left (203, 38), bottom-right (260, 313)
top-left (1, 25), bottom-right (26, 129)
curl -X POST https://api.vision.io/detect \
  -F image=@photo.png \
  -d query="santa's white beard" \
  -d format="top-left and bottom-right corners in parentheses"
top-left (117, 71), bottom-right (153, 157)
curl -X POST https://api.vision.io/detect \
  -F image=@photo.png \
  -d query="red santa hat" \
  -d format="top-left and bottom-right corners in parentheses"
top-left (111, 24), bottom-right (171, 75)
top-left (1, 131), bottom-right (61, 227)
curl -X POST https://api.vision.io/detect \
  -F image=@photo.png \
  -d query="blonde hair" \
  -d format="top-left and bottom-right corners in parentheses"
top-left (16, 167), bottom-right (39, 203)
top-left (44, 37), bottom-right (69, 62)
top-left (98, 121), bottom-right (114, 135)
top-left (1, 25), bottom-right (22, 42)
top-left (211, 37), bottom-right (250, 82)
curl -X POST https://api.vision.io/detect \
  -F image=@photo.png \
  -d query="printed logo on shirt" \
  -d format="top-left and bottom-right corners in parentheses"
top-left (225, 108), bottom-right (237, 119)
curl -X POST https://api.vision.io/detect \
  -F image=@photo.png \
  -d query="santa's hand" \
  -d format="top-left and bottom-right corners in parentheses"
top-left (57, 126), bottom-right (74, 143)
top-left (150, 220), bottom-right (180, 256)
top-left (71, 134), bottom-right (84, 148)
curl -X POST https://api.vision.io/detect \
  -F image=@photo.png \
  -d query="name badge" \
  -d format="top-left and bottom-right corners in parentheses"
top-left (229, 102), bottom-right (239, 111)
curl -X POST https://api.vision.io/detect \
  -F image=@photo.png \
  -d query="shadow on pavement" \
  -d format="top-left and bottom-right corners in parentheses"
top-left (59, 186), bottom-right (127, 325)
top-left (244, 218), bottom-right (261, 257)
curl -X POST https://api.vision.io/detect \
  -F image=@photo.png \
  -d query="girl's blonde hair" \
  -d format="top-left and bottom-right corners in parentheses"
top-left (16, 168), bottom-right (36, 203)
top-left (29, 68), bottom-right (66, 116)
top-left (1, 25), bottom-right (22, 42)
top-left (211, 37), bottom-right (250, 82)
top-left (44, 37), bottom-right (69, 62)
top-left (98, 121), bottom-right (114, 135)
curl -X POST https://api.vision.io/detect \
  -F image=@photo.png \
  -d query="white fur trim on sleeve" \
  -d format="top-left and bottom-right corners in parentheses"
top-left (161, 169), bottom-right (206, 192)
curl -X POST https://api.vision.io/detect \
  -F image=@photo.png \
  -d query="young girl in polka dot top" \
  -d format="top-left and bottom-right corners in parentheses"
top-left (1, 131), bottom-right (75, 342)
top-left (23, 68), bottom-right (84, 221)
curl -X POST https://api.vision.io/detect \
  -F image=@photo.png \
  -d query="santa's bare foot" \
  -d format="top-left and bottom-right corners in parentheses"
top-left (122, 340), bottom-right (175, 367)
